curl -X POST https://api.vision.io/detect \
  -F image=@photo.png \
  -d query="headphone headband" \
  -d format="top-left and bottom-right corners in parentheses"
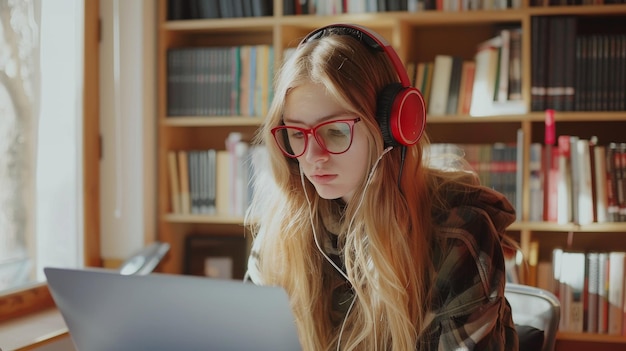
top-left (298, 23), bottom-right (426, 147)
top-left (299, 23), bottom-right (411, 88)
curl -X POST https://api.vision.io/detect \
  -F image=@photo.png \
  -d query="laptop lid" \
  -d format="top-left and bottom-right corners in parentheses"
top-left (44, 267), bottom-right (301, 351)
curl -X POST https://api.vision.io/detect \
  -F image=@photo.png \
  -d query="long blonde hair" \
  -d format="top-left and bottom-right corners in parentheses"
top-left (246, 31), bottom-right (473, 350)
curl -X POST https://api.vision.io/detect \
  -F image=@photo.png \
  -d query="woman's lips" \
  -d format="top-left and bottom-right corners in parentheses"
top-left (310, 174), bottom-right (337, 184)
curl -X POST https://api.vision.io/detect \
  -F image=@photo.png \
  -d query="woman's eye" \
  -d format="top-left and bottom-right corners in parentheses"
top-left (289, 130), bottom-right (305, 139)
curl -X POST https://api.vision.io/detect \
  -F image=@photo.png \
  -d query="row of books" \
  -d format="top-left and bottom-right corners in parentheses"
top-left (529, 137), bottom-right (626, 224)
top-left (167, 45), bottom-right (274, 117)
top-left (168, 0), bottom-right (272, 20)
top-left (531, 0), bottom-right (626, 6)
top-left (427, 142), bottom-right (519, 209)
top-left (543, 249), bottom-right (626, 335)
top-left (531, 16), bottom-right (626, 112)
top-left (168, 0), bottom-right (529, 20)
top-left (409, 28), bottom-right (526, 117)
top-left (167, 133), bottom-right (261, 216)
top-left (283, 0), bottom-right (521, 14)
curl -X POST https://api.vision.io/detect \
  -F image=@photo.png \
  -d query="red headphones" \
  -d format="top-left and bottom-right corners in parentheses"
top-left (299, 23), bottom-right (426, 147)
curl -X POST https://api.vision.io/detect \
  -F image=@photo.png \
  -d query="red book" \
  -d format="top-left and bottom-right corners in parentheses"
top-left (543, 109), bottom-right (556, 221)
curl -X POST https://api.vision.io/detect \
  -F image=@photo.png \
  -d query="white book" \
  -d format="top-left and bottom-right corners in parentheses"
top-left (594, 145), bottom-right (608, 223)
top-left (560, 251), bottom-right (585, 332)
top-left (598, 252), bottom-right (609, 333)
top-left (608, 252), bottom-right (625, 335)
top-left (470, 35), bottom-right (527, 117)
top-left (428, 55), bottom-right (453, 116)
top-left (576, 139), bottom-right (594, 225)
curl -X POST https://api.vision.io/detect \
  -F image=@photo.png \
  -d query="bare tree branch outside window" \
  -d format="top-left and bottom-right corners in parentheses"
top-left (0, 0), bottom-right (40, 290)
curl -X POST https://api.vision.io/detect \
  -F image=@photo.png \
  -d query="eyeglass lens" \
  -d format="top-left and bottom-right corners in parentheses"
top-left (275, 121), bottom-right (353, 157)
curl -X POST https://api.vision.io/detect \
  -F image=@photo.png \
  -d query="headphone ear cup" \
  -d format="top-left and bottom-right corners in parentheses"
top-left (376, 83), bottom-right (404, 147)
top-left (376, 83), bottom-right (426, 147)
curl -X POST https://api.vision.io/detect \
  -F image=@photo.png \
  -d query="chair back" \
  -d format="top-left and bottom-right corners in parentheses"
top-left (505, 283), bottom-right (560, 351)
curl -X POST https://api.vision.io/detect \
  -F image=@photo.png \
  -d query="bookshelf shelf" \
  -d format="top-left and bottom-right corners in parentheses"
top-left (164, 17), bottom-right (276, 31)
top-left (164, 213), bottom-right (245, 224)
top-left (519, 221), bottom-right (626, 233)
top-left (156, 2), bottom-right (626, 348)
top-left (557, 332), bottom-right (626, 343)
top-left (528, 4), bottom-right (626, 16)
top-left (427, 115), bottom-right (528, 123)
top-left (162, 116), bottom-right (263, 127)
top-left (526, 112), bottom-right (626, 122)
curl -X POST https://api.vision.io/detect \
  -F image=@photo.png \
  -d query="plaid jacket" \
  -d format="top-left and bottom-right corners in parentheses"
top-left (246, 185), bottom-right (518, 350)
top-left (417, 185), bottom-right (519, 350)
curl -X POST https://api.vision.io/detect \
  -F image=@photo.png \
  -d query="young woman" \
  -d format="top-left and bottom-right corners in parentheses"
top-left (245, 23), bottom-right (519, 351)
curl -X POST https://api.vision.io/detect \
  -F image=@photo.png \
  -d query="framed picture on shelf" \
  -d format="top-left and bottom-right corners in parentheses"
top-left (184, 235), bottom-right (247, 280)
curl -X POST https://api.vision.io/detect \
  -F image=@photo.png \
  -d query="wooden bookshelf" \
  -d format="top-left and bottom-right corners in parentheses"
top-left (156, 1), bottom-right (626, 348)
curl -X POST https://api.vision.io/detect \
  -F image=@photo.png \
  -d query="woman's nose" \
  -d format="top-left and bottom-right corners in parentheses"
top-left (303, 136), bottom-right (330, 163)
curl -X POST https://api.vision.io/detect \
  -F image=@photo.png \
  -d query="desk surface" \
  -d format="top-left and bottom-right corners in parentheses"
top-left (0, 308), bottom-right (68, 351)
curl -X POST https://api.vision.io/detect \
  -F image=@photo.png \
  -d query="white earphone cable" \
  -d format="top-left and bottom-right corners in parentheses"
top-left (300, 146), bottom-right (393, 350)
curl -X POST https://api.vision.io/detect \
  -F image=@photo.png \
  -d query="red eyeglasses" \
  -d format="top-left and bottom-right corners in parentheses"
top-left (271, 117), bottom-right (361, 158)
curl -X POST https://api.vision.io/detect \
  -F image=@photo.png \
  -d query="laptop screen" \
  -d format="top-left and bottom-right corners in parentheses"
top-left (44, 267), bottom-right (301, 351)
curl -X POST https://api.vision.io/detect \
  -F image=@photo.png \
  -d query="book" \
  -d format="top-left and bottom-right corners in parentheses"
top-left (586, 252), bottom-right (600, 333)
top-left (178, 150), bottom-right (191, 214)
top-left (528, 142), bottom-right (544, 222)
top-left (188, 150), bottom-right (200, 214)
top-left (470, 34), bottom-right (527, 116)
top-left (239, 45), bottom-right (252, 116)
top-left (421, 62), bottom-right (434, 109)
top-left (428, 55), bottom-right (454, 116)
top-left (515, 129), bottom-right (524, 221)
top-left (543, 110), bottom-right (555, 222)
top-left (527, 240), bottom-right (539, 286)
top-left (255, 45), bottom-right (271, 117)
top-left (167, 151), bottom-right (181, 214)
top-left (594, 145), bottom-right (609, 223)
top-left (562, 17), bottom-right (577, 111)
top-left (207, 149), bottom-right (217, 214)
top-left (251, 0), bottom-right (273, 16)
top-left (607, 252), bottom-right (625, 335)
top-left (546, 17), bottom-right (565, 111)
top-left (507, 28), bottom-right (523, 101)
top-left (457, 61), bottom-right (476, 115)
top-left (531, 16), bottom-right (548, 111)
top-left (470, 37), bottom-right (498, 116)
top-left (216, 150), bottom-right (232, 216)
top-left (560, 251), bottom-right (585, 332)
top-left (445, 56), bottom-right (463, 115)
top-left (569, 136), bottom-right (581, 224)
top-left (598, 252), bottom-right (610, 334)
top-left (495, 29), bottom-right (511, 103)
top-left (197, 0), bottom-right (221, 19)
top-left (606, 143), bottom-right (620, 222)
top-left (574, 138), bottom-right (594, 225)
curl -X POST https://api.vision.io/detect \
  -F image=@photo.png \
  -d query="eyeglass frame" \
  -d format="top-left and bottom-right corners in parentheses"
top-left (271, 117), bottom-right (362, 158)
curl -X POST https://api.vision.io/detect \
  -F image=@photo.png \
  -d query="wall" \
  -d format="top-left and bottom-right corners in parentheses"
top-left (98, 0), bottom-right (156, 264)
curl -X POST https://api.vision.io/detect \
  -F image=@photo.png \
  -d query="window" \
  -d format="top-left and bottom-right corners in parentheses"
top-left (0, 0), bottom-right (83, 295)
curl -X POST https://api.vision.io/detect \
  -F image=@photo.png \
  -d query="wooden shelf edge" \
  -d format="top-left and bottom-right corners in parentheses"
top-left (557, 331), bottom-right (626, 343)
top-left (163, 213), bottom-right (246, 224)
top-left (161, 5), bottom-right (626, 32)
top-left (515, 221), bottom-right (626, 232)
top-left (162, 116), bottom-right (263, 127)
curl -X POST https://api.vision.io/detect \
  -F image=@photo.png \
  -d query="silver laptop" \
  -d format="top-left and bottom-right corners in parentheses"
top-left (44, 267), bottom-right (301, 351)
